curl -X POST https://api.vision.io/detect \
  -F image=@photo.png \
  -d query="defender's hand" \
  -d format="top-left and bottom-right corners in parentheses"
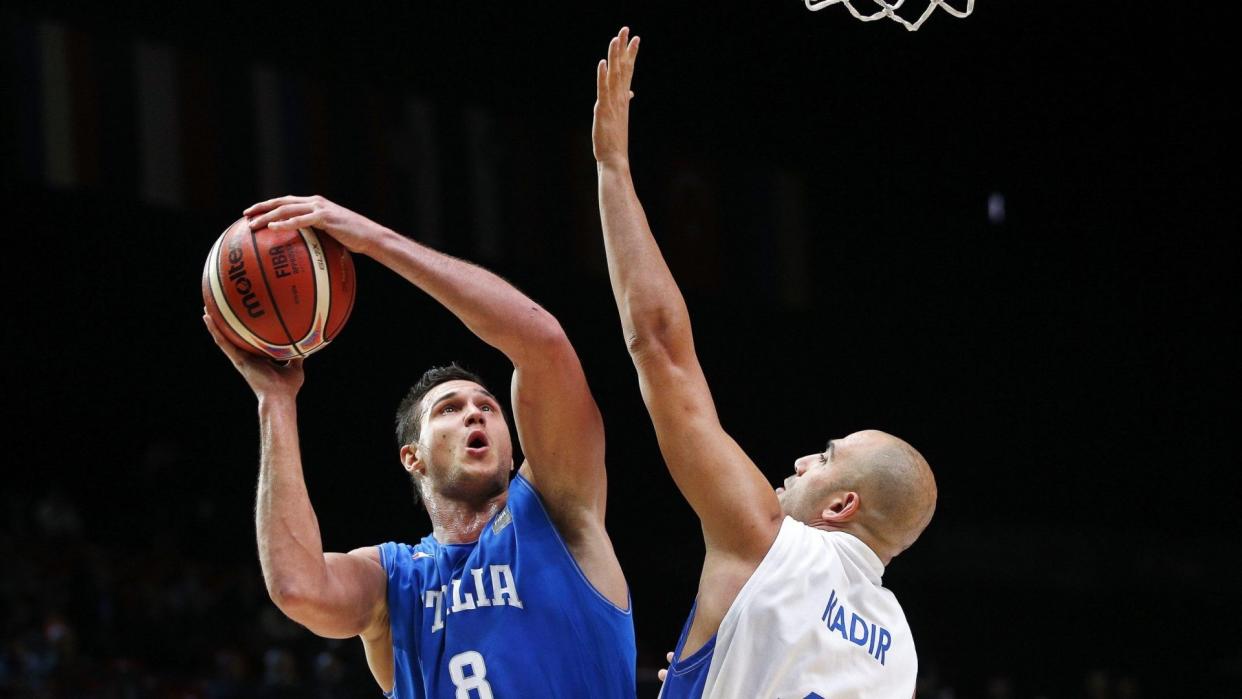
top-left (657, 651), bottom-right (673, 683)
top-left (243, 195), bottom-right (386, 257)
top-left (203, 311), bottom-right (304, 401)
top-left (593, 26), bottom-right (640, 165)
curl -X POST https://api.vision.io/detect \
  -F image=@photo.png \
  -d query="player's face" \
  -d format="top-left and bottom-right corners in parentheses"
top-left (415, 380), bottom-right (514, 500)
top-left (777, 439), bottom-right (834, 516)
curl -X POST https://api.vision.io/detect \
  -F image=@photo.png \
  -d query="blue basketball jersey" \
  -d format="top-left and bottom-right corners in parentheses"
top-left (658, 601), bottom-right (713, 698)
top-left (379, 474), bottom-right (635, 698)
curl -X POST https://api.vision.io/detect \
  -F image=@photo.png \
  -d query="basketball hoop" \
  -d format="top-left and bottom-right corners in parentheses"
top-left (804, 0), bottom-right (974, 31)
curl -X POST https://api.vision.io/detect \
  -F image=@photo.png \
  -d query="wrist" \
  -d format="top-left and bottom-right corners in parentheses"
top-left (348, 219), bottom-right (392, 258)
top-left (257, 392), bottom-right (298, 414)
top-left (361, 223), bottom-right (406, 260)
top-left (596, 155), bottom-right (631, 172)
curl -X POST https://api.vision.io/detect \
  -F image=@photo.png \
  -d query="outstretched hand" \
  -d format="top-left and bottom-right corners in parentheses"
top-left (243, 195), bottom-right (385, 257)
top-left (593, 26), bottom-right (640, 165)
top-left (203, 311), bottom-right (304, 401)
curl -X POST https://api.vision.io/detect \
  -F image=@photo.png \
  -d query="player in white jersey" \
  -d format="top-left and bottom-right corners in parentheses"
top-left (593, 28), bottom-right (938, 698)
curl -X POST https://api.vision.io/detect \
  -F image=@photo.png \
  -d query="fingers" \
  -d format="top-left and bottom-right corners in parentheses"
top-left (267, 212), bottom-right (321, 231)
top-left (603, 27), bottom-right (639, 93)
top-left (247, 202), bottom-right (316, 231)
top-left (202, 312), bottom-right (247, 365)
top-left (624, 35), bottom-right (640, 82)
top-left (201, 309), bottom-right (226, 345)
top-left (658, 650), bottom-right (673, 682)
top-left (608, 35), bottom-right (620, 77)
top-left (597, 27), bottom-right (639, 127)
top-left (243, 195), bottom-right (304, 217)
top-left (274, 356), bottom-right (305, 373)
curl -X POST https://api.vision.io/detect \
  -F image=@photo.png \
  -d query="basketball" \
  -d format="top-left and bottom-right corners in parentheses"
top-left (201, 218), bottom-right (356, 360)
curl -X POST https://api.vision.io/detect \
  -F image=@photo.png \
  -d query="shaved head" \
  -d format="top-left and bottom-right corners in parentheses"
top-left (807, 430), bottom-right (937, 561)
top-left (850, 431), bottom-right (937, 553)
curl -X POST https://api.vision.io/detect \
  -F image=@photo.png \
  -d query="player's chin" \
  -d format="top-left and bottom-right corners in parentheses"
top-left (450, 463), bottom-right (508, 497)
top-left (458, 453), bottom-right (499, 476)
top-left (775, 488), bottom-right (794, 511)
top-left (467, 454), bottom-right (511, 480)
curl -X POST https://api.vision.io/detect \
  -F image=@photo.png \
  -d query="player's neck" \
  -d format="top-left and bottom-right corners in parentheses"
top-left (425, 490), bottom-right (509, 544)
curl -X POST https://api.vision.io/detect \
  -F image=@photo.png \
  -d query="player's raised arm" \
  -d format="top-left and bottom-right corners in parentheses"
top-left (201, 313), bottom-right (392, 685)
top-left (243, 198), bottom-right (608, 528)
top-left (593, 28), bottom-right (782, 562)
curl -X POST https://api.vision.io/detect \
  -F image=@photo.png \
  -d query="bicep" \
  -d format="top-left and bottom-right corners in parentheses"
top-left (297, 547), bottom-right (388, 640)
top-left (634, 352), bottom-right (783, 562)
top-left (509, 334), bottom-right (607, 513)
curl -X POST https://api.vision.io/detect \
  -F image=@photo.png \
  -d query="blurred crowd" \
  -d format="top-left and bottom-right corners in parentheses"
top-left (1, 489), bottom-right (366, 698)
top-left (2, 489), bottom-right (1147, 698)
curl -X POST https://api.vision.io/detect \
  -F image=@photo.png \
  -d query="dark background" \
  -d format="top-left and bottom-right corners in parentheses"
top-left (2, 1), bottom-right (1237, 697)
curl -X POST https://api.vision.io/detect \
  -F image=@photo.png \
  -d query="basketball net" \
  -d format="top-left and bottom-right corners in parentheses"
top-left (805, 0), bottom-right (974, 31)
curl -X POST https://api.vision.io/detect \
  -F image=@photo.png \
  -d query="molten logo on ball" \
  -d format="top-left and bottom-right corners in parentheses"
top-left (202, 218), bottom-right (356, 359)
top-left (225, 234), bottom-right (266, 319)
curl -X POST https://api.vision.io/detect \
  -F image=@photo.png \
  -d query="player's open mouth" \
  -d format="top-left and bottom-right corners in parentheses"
top-left (465, 430), bottom-right (490, 455)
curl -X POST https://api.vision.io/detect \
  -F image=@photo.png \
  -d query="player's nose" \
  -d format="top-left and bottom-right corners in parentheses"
top-left (794, 456), bottom-right (811, 475)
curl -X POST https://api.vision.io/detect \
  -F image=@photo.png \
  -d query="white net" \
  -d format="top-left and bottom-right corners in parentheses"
top-left (805, 0), bottom-right (974, 31)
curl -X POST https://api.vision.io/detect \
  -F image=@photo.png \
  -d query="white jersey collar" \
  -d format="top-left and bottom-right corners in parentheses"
top-left (824, 526), bottom-right (886, 583)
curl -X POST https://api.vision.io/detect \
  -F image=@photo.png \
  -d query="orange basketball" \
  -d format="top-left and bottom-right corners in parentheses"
top-left (202, 218), bottom-right (356, 360)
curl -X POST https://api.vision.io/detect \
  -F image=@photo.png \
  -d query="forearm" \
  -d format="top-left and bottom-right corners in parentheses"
top-left (255, 396), bottom-right (330, 607)
top-left (365, 225), bottom-right (562, 363)
top-left (597, 160), bottom-right (693, 358)
top-left (598, 161), bottom-right (778, 553)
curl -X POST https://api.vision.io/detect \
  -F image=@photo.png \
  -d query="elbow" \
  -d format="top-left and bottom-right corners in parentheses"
top-left (266, 588), bottom-right (355, 639)
top-left (624, 328), bottom-right (661, 359)
top-left (517, 306), bottom-right (574, 358)
top-left (623, 310), bottom-right (685, 367)
top-left (526, 306), bottom-right (567, 346)
top-left (266, 578), bottom-right (316, 617)
top-left (266, 582), bottom-right (341, 637)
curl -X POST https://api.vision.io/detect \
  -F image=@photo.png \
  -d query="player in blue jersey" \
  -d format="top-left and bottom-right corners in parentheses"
top-left (204, 195), bottom-right (635, 697)
top-left (594, 29), bottom-right (937, 697)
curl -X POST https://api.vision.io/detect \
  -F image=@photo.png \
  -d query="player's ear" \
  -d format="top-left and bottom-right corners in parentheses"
top-left (822, 491), bottom-right (860, 523)
top-left (400, 443), bottom-right (425, 476)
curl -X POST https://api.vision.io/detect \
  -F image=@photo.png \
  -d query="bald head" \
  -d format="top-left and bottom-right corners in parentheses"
top-left (794, 430), bottom-right (937, 563)
top-left (848, 431), bottom-right (937, 554)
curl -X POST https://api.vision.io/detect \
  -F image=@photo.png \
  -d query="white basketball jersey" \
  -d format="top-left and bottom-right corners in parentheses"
top-left (700, 517), bottom-right (917, 698)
